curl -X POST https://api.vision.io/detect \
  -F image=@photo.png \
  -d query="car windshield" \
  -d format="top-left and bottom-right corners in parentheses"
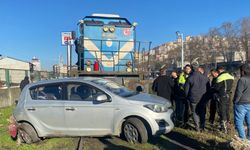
top-left (91, 79), bottom-right (137, 97)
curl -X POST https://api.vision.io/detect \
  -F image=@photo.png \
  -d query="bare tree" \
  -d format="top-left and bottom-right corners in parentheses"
top-left (166, 45), bottom-right (180, 68)
top-left (161, 16), bottom-right (250, 68)
top-left (239, 17), bottom-right (250, 61)
top-left (219, 22), bottom-right (240, 62)
top-left (207, 27), bottom-right (222, 64)
top-left (186, 36), bottom-right (211, 65)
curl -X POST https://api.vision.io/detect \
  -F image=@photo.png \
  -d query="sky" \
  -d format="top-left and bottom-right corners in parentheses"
top-left (0, 0), bottom-right (249, 70)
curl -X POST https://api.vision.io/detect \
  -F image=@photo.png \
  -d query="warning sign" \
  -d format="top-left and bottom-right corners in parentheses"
top-left (61, 32), bottom-right (74, 45)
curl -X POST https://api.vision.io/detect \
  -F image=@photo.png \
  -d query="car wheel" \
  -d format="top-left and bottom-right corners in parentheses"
top-left (123, 118), bottom-right (148, 143)
top-left (18, 123), bottom-right (40, 144)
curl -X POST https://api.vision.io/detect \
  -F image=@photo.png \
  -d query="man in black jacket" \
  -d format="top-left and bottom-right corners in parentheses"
top-left (152, 66), bottom-right (174, 101)
top-left (170, 70), bottom-right (178, 105)
top-left (234, 63), bottom-right (250, 140)
top-left (20, 76), bottom-right (30, 91)
top-left (214, 66), bottom-right (234, 133)
top-left (208, 69), bottom-right (219, 126)
top-left (185, 65), bottom-right (210, 131)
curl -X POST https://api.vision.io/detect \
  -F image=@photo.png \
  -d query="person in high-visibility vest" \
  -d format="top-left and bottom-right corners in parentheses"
top-left (174, 64), bottom-right (192, 127)
top-left (214, 66), bottom-right (234, 133)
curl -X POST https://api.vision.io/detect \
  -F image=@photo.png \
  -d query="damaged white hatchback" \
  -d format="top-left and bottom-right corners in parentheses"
top-left (9, 77), bottom-right (174, 144)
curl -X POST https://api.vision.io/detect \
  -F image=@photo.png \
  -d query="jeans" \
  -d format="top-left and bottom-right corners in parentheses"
top-left (234, 104), bottom-right (250, 140)
top-left (190, 102), bottom-right (200, 129)
top-left (190, 100), bottom-right (207, 130)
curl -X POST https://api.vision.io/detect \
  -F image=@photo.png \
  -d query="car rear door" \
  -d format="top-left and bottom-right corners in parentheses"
top-left (26, 83), bottom-right (66, 136)
top-left (63, 82), bottom-right (115, 136)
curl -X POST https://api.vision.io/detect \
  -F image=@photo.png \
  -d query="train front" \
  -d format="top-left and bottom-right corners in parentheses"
top-left (75, 14), bottom-right (137, 75)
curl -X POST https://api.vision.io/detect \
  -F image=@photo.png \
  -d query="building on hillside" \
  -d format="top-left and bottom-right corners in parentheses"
top-left (151, 35), bottom-right (247, 69)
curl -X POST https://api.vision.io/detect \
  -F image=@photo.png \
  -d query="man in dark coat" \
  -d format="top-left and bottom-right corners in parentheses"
top-left (185, 65), bottom-right (210, 131)
top-left (152, 66), bottom-right (174, 100)
top-left (208, 69), bottom-right (219, 126)
top-left (20, 76), bottom-right (30, 91)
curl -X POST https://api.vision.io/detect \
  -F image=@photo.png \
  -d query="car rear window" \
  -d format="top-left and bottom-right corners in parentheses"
top-left (30, 83), bottom-right (63, 100)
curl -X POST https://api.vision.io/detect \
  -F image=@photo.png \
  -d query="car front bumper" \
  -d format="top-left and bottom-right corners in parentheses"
top-left (149, 108), bottom-right (174, 136)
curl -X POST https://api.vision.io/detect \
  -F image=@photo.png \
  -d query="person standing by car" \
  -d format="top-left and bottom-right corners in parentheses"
top-left (170, 70), bottom-right (179, 113)
top-left (185, 64), bottom-right (210, 131)
top-left (20, 76), bottom-right (30, 91)
top-left (233, 63), bottom-right (250, 140)
top-left (208, 69), bottom-right (219, 127)
top-left (214, 66), bottom-right (234, 133)
top-left (152, 65), bottom-right (174, 101)
top-left (175, 65), bottom-right (192, 127)
top-left (170, 70), bottom-right (178, 105)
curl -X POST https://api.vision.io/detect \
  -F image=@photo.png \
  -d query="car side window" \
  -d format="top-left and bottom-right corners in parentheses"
top-left (66, 83), bottom-right (106, 101)
top-left (30, 84), bottom-right (63, 100)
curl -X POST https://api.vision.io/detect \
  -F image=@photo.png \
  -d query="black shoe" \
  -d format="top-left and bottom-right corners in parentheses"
top-left (175, 120), bottom-right (184, 127)
top-left (200, 128), bottom-right (207, 132)
top-left (195, 125), bottom-right (200, 132)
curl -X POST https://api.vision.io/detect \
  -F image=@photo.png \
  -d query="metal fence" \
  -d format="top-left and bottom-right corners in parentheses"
top-left (0, 69), bottom-right (67, 88)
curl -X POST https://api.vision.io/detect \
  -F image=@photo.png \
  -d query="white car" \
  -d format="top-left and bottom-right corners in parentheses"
top-left (9, 77), bottom-right (174, 144)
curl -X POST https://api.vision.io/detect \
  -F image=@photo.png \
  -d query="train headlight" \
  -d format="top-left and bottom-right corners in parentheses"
top-left (109, 27), bottom-right (115, 33)
top-left (126, 67), bottom-right (132, 72)
top-left (126, 61), bottom-right (132, 72)
top-left (86, 67), bottom-right (92, 72)
top-left (86, 60), bottom-right (92, 72)
top-left (103, 26), bottom-right (109, 32)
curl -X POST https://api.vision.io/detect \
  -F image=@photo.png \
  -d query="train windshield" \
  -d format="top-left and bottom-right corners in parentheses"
top-left (83, 17), bottom-right (131, 27)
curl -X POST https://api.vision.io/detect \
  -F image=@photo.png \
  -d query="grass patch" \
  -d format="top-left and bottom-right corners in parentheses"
top-left (0, 106), bottom-right (76, 150)
top-left (171, 128), bottom-right (230, 149)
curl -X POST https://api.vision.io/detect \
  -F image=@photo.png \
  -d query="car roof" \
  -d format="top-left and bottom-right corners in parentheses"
top-left (28, 77), bottom-right (102, 87)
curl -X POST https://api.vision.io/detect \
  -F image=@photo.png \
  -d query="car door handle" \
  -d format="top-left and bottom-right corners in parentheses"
top-left (27, 108), bottom-right (36, 111)
top-left (65, 107), bottom-right (75, 111)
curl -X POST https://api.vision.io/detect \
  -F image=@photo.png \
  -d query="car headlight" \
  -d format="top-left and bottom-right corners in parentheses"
top-left (144, 104), bottom-right (169, 113)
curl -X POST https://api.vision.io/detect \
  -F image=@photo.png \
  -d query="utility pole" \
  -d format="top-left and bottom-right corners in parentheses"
top-left (176, 31), bottom-right (184, 69)
top-left (61, 31), bottom-right (74, 77)
top-left (67, 42), bottom-right (72, 77)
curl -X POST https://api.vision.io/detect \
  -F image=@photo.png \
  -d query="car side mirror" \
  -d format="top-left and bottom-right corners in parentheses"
top-left (96, 94), bottom-right (109, 103)
top-left (136, 85), bottom-right (144, 93)
top-left (15, 100), bottom-right (18, 105)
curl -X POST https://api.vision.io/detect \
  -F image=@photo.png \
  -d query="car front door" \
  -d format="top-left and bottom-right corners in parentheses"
top-left (63, 82), bottom-right (114, 136)
top-left (26, 83), bottom-right (66, 136)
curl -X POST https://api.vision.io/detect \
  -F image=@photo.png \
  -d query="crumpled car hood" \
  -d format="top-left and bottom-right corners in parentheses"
top-left (127, 93), bottom-right (171, 107)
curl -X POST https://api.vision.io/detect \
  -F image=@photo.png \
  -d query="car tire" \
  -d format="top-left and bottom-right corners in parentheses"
top-left (123, 118), bottom-right (148, 143)
top-left (18, 123), bottom-right (40, 144)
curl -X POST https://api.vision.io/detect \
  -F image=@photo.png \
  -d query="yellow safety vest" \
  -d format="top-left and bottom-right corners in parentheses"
top-left (216, 73), bottom-right (234, 83)
top-left (178, 72), bottom-right (188, 90)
